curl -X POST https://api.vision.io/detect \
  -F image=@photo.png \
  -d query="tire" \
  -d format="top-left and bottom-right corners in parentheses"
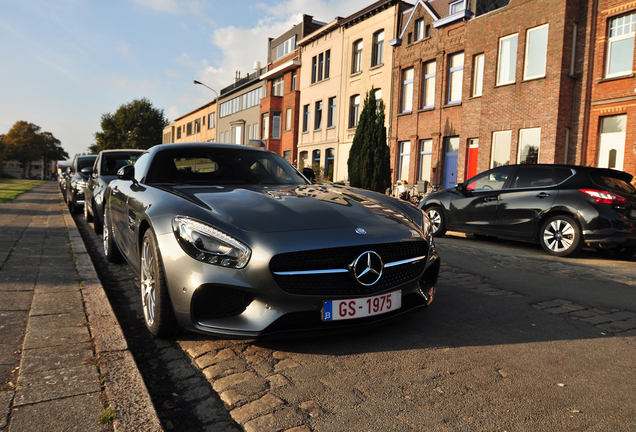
top-left (426, 205), bottom-right (447, 237)
top-left (103, 207), bottom-right (124, 263)
top-left (539, 215), bottom-right (582, 257)
top-left (140, 229), bottom-right (178, 337)
top-left (93, 203), bottom-right (103, 235)
top-left (84, 198), bottom-right (93, 222)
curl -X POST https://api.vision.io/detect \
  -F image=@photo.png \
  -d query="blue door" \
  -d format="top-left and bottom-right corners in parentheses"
top-left (443, 137), bottom-right (459, 190)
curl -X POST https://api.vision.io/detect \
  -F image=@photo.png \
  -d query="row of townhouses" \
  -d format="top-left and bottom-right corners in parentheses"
top-left (162, 0), bottom-right (636, 189)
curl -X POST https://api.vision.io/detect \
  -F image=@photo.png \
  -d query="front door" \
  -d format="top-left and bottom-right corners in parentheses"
top-left (598, 132), bottom-right (625, 171)
top-left (444, 137), bottom-right (459, 190)
top-left (467, 139), bottom-right (479, 179)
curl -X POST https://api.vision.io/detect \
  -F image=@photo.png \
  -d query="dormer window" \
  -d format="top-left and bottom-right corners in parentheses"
top-left (450, 0), bottom-right (466, 14)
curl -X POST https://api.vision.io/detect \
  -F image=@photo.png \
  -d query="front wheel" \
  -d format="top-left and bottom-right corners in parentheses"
top-left (141, 229), bottom-right (178, 337)
top-left (539, 215), bottom-right (582, 257)
top-left (425, 205), bottom-right (447, 237)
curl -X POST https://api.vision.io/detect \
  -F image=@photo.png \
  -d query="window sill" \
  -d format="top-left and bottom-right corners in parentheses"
top-left (598, 73), bottom-right (635, 83)
top-left (310, 77), bottom-right (330, 86)
top-left (369, 63), bottom-right (384, 71)
top-left (350, 71), bottom-right (363, 78)
top-left (418, 106), bottom-right (435, 112)
top-left (443, 102), bottom-right (462, 108)
top-left (468, 95), bottom-right (482, 100)
top-left (494, 81), bottom-right (516, 88)
top-left (520, 75), bottom-right (546, 84)
top-left (397, 111), bottom-right (412, 117)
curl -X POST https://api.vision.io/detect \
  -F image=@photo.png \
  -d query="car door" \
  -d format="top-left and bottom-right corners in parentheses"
top-left (495, 166), bottom-right (559, 238)
top-left (447, 166), bottom-right (514, 233)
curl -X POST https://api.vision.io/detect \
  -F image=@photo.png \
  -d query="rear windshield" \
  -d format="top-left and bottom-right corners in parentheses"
top-left (590, 173), bottom-right (636, 195)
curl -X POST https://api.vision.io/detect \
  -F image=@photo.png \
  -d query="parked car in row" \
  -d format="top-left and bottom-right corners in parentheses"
top-left (65, 154), bottom-right (98, 213)
top-left (103, 143), bottom-right (440, 338)
top-left (420, 164), bottom-right (636, 258)
top-left (83, 149), bottom-right (144, 234)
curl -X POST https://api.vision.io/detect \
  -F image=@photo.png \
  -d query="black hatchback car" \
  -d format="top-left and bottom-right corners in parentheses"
top-left (419, 164), bottom-right (636, 258)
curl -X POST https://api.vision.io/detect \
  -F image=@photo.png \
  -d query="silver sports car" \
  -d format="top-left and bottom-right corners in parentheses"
top-left (103, 143), bottom-right (440, 338)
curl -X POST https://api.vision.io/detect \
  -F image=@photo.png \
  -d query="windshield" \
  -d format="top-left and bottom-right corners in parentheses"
top-left (101, 152), bottom-right (141, 176)
top-left (145, 147), bottom-right (308, 186)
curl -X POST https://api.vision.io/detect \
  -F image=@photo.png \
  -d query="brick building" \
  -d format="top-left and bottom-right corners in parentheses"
top-left (260, 16), bottom-right (325, 162)
top-left (391, 0), bottom-right (596, 189)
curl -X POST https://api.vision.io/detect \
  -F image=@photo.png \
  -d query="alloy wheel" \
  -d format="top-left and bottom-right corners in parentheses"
top-left (141, 237), bottom-right (156, 326)
top-left (542, 219), bottom-right (575, 253)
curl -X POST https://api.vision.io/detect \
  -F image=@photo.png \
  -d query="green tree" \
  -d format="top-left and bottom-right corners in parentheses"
top-left (42, 132), bottom-right (69, 179)
top-left (4, 121), bottom-right (48, 178)
top-left (91, 98), bottom-right (168, 153)
top-left (347, 89), bottom-right (391, 193)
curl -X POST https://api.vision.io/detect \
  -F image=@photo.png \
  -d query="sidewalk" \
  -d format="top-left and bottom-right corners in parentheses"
top-left (0, 181), bottom-right (162, 431)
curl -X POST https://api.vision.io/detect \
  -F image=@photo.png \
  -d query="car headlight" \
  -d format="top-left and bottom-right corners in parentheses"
top-left (172, 216), bottom-right (251, 268)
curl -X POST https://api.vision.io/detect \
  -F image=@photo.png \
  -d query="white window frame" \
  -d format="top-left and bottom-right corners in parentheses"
top-left (402, 67), bottom-right (414, 112)
top-left (497, 34), bottom-right (518, 86)
top-left (415, 19), bottom-right (424, 41)
top-left (605, 13), bottom-right (636, 78)
top-left (419, 139), bottom-right (433, 181)
top-left (448, 52), bottom-right (464, 104)
top-left (352, 40), bottom-right (363, 74)
top-left (524, 24), bottom-right (549, 81)
top-left (518, 127), bottom-right (541, 164)
top-left (372, 30), bottom-right (384, 67)
top-left (273, 77), bottom-right (284, 96)
top-left (472, 54), bottom-right (484, 97)
top-left (285, 109), bottom-right (292, 131)
top-left (398, 141), bottom-right (411, 181)
top-left (491, 130), bottom-right (512, 168)
top-left (423, 61), bottom-right (436, 109)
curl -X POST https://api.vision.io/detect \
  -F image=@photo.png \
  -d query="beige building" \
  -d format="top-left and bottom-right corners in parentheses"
top-left (162, 100), bottom-right (217, 144)
top-left (336, 0), bottom-right (408, 182)
top-left (297, 18), bottom-right (345, 180)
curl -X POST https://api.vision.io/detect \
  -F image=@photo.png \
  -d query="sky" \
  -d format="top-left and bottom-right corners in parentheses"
top-left (1, 0), bottom-right (374, 160)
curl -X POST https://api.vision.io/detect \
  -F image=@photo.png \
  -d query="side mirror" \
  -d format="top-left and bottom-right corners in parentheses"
top-left (302, 167), bottom-right (316, 183)
top-left (456, 182), bottom-right (464, 192)
top-left (117, 165), bottom-right (135, 181)
top-left (81, 167), bottom-right (93, 175)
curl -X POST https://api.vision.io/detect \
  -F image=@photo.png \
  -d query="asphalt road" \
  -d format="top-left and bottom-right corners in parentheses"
top-left (75, 211), bottom-right (636, 432)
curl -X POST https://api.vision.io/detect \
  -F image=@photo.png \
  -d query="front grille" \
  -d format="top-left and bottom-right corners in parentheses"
top-left (270, 240), bottom-right (428, 296)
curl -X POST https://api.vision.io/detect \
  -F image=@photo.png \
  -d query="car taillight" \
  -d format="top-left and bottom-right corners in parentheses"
top-left (579, 189), bottom-right (627, 205)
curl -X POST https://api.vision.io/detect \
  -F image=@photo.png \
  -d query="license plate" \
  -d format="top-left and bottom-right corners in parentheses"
top-left (322, 291), bottom-right (401, 321)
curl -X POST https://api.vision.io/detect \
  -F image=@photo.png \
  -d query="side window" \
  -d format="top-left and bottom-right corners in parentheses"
top-left (509, 167), bottom-right (555, 189)
top-left (466, 167), bottom-right (513, 191)
top-left (133, 153), bottom-right (151, 183)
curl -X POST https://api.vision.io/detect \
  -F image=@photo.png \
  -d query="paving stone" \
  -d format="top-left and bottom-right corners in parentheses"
top-left (299, 401), bottom-right (323, 418)
top-left (569, 309), bottom-right (599, 318)
top-left (192, 396), bottom-right (229, 423)
top-left (581, 315), bottom-right (613, 325)
top-left (604, 311), bottom-right (636, 321)
top-left (197, 348), bottom-right (237, 369)
top-left (595, 323), bottom-right (625, 333)
top-left (9, 392), bottom-right (104, 432)
top-left (13, 364), bottom-right (101, 406)
top-left (231, 394), bottom-right (284, 424)
top-left (534, 301), bottom-right (563, 309)
top-left (30, 291), bottom-right (83, 315)
top-left (22, 321), bottom-right (90, 350)
top-left (267, 374), bottom-right (290, 389)
top-left (20, 342), bottom-right (93, 374)
top-left (275, 359), bottom-right (300, 372)
top-left (220, 389), bottom-right (250, 410)
top-left (0, 292), bottom-right (32, 311)
top-left (244, 407), bottom-right (305, 432)
top-left (182, 384), bottom-right (212, 402)
top-left (213, 371), bottom-right (259, 393)
top-left (0, 390), bottom-right (13, 429)
top-left (598, 320), bottom-right (636, 332)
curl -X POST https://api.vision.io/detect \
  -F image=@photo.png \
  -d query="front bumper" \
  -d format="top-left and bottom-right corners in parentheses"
top-left (157, 226), bottom-right (441, 338)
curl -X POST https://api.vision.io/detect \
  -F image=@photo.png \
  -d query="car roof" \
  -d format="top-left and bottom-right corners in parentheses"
top-left (99, 149), bottom-right (145, 154)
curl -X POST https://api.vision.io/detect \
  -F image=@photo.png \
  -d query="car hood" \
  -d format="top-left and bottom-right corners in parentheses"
top-left (169, 183), bottom-right (420, 233)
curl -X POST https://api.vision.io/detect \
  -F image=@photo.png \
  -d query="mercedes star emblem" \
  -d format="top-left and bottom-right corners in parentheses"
top-left (352, 251), bottom-right (384, 286)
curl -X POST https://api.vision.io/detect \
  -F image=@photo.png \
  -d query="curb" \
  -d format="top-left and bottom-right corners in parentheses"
top-left (59, 191), bottom-right (163, 432)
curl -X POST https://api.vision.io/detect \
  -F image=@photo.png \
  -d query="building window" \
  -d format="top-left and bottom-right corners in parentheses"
top-left (303, 105), bottom-right (310, 132)
top-left (426, 25), bottom-right (431, 38)
top-left (325, 50), bottom-right (331, 79)
top-left (398, 141), bottom-right (411, 181)
top-left (450, 0), bottom-right (466, 14)
top-left (325, 148), bottom-right (335, 180)
top-left (606, 13), bottom-right (635, 78)
top-left (491, 130), bottom-right (512, 168)
top-left (448, 52), bottom-right (464, 104)
top-left (272, 112), bottom-right (280, 140)
top-left (349, 95), bottom-right (360, 128)
top-left (415, 19), bottom-right (424, 41)
top-left (497, 34), bottom-right (518, 85)
top-left (283, 150), bottom-right (291, 161)
top-left (472, 54), bottom-right (484, 97)
top-left (311, 56), bottom-right (317, 84)
top-left (402, 67), bottom-right (414, 112)
top-left (312, 149), bottom-right (321, 167)
top-left (423, 61), bottom-right (436, 108)
top-left (177, 127), bottom-right (181, 139)
top-left (292, 70), bottom-right (297, 90)
top-left (194, 119), bottom-right (201, 134)
top-left (276, 35), bottom-right (296, 60)
top-left (419, 139), bottom-right (432, 182)
top-left (253, 123), bottom-right (259, 140)
top-left (315, 101), bottom-right (323, 130)
top-left (262, 113), bottom-right (269, 140)
top-left (186, 122), bottom-right (193, 136)
top-left (285, 109), bottom-right (292, 131)
top-left (524, 24), bottom-right (549, 80)
top-left (352, 39), bottom-right (363, 73)
top-left (273, 77), bottom-right (284, 96)
top-left (318, 53), bottom-right (324, 81)
top-left (372, 30), bottom-right (384, 67)
top-left (327, 97), bottom-right (336, 127)
top-left (518, 128), bottom-right (541, 164)
top-left (299, 151), bottom-right (308, 168)
top-left (208, 112), bottom-right (215, 129)
top-left (374, 88), bottom-right (382, 107)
